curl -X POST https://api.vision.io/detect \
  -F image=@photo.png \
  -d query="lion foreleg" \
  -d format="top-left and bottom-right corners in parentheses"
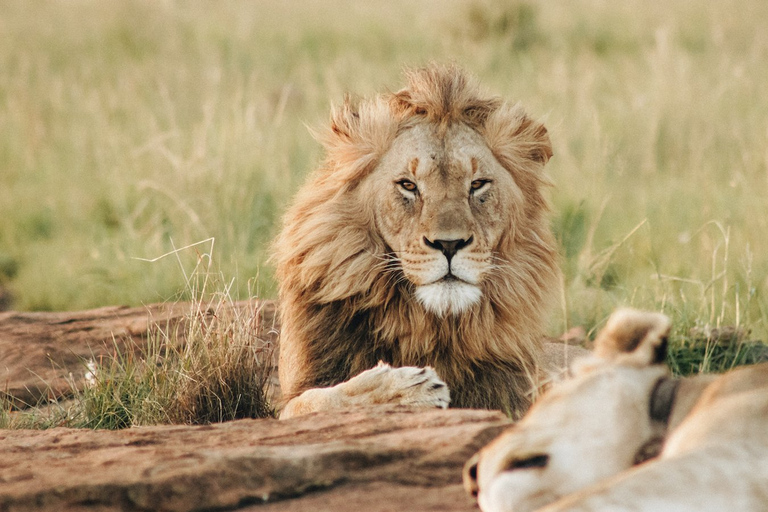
top-left (279, 362), bottom-right (450, 419)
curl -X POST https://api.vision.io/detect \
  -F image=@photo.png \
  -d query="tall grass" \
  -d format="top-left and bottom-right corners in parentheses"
top-left (2, 1), bottom-right (768, 368)
top-left (73, 291), bottom-right (275, 428)
top-left (0, 250), bottom-right (276, 429)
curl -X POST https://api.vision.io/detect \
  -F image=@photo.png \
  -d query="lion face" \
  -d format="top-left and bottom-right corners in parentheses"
top-left (365, 122), bottom-right (523, 316)
top-left (464, 309), bottom-right (672, 512)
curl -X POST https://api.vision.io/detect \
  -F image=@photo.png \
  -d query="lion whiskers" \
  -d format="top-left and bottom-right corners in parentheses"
top-left (365, 252), bottom-right (411, 292)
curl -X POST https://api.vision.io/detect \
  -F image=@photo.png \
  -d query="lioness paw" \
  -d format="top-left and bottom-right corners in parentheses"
top-left (340, 362), bottom-right (451, 409)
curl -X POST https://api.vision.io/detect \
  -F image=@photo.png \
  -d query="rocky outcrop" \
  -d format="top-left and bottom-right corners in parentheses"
top-left (0, 302), bottom-right (277, 409)
top-left (0, 407), bottom-right (507, 511)
top-left (0, 304), bottom-right (506, 511)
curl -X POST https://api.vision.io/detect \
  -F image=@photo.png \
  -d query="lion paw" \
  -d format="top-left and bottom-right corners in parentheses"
top-left (339, 362), bottom-right (451, 409)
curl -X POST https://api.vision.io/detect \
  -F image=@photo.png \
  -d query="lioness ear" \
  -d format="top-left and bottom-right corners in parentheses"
top-left (593, 309), bottom-right (671, 366)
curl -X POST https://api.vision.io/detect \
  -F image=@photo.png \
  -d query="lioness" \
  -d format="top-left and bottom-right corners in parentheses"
top-left (464, 308), bottom-right (768, 511)
top-left (273, 64), bottom-right (582, 419)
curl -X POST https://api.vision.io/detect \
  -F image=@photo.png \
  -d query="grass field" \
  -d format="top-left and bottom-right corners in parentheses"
top-left (2, 0), bottom-right (768, 370)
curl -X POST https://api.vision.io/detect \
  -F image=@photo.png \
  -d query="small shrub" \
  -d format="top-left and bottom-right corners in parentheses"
top-left (71, 290), bottom-right (275, 429)
top-left (164, 298), bottom-right (276, 424)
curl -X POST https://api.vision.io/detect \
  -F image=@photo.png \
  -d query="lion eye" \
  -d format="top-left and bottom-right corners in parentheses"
top-left (397, 179), bottom-right (418, 193)
top-left (470, 179), bottom-right (491, 193)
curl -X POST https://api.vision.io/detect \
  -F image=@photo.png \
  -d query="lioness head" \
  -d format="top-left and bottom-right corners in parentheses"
top-left (464, 309), bottom-right (672, 512)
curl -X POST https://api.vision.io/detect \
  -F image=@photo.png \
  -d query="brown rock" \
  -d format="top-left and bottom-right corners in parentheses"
top-left (0, 302), bottom-right (278, 409)
top-left (0, 407), bottom-right (508, 511)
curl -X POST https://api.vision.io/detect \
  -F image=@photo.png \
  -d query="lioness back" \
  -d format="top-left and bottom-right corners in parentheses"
top-left (465, 309), bottom-right (768, 512)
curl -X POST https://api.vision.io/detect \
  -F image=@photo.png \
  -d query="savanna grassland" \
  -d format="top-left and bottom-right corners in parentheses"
top-left (2, 0), bottom-right (768, 372)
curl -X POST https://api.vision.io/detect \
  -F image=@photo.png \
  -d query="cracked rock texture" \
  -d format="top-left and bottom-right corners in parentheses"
top-left (0, 408), bottom-right (508, 511)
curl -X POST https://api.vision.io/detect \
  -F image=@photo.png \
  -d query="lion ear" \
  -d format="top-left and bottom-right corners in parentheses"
top-left (525, 121), bottom-right (553, 165)
top-left (483, 104), bottom-right (553, 167)
top-left (314, 96), bottom-right (398, 183)
top-left (592, 309), bottom-right (671, 366)
top-left (328, 95), bottom-right (360, 141)
top-left (390, 88), bottom-right (499, 125)
top-left (389, 88), bottom-right (418, 117)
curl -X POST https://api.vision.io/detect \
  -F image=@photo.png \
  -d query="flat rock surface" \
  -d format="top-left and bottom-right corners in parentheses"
top-left (0, 407), bottom-right (508, 512)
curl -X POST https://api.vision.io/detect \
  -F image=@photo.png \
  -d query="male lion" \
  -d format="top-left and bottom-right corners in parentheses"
top-left (464, 308), bottom-right (768, 512)
top-left (273, 64), bottom-right (574, 419)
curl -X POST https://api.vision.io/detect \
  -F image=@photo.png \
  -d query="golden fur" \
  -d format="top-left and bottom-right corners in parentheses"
top-left (273, 64), bottom-right (560, 417)
top-left (464, 309), bottom-right (768, 512)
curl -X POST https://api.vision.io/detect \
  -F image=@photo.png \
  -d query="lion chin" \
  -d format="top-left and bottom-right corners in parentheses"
top-left (414, 278), bottom-right (482, 317)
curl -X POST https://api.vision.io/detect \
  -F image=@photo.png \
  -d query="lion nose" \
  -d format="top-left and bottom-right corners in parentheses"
top-left (424, 236), bottom-right (473, 263)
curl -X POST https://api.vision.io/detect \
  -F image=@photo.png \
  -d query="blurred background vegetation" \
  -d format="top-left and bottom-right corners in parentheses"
top-left (2, 0), bottom-right (768, 364)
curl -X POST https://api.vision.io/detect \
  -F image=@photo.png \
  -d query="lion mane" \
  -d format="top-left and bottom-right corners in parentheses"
top-left (273, 64), bottom-right (559, 416)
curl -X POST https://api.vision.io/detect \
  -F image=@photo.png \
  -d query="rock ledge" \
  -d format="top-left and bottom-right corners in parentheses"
top-left (1, 407), bottom-right (507, 512)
